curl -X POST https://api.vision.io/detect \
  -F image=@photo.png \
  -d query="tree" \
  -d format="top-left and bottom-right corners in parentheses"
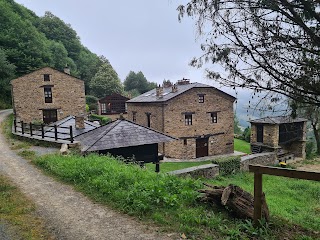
top-left (124, 71), bottom-right (157, 94)
top-left (234, 114), bottom-right (242, 135)
top-left (178, 1), bottom-right (320, 106)
top-left (89, 62), bottom-right (123, 98)
top-left (242, 127), bottom-right (251, 143)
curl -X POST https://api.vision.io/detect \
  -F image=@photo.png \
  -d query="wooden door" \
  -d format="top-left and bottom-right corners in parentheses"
top-left (196, 138), bottom-right (208, 158)
top-left (256, 125), bottom-right (264, 143)
top-left (43, 109), bottom-right (57, 124)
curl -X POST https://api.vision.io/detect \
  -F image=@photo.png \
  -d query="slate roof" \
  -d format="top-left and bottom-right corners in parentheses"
top-left (75, 119), bottom-right (177, 152)
top-left (126, 82), bottom-right (236, 103)
top-left (250, 116), bottom-right (307, 124)
top-left (44, 116), bottom-right (100, 140)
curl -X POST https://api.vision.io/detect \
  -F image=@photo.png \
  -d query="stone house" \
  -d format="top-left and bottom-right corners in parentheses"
top-left (126, 79), bottom-right (236, 159)
top-left (250, 116), bottom-right (307, 158)
top-left (11, 67), bottom-right (86, 124)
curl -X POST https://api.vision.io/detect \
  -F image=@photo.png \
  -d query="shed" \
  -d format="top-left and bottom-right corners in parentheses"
top-left (75, 119), bottom-right (176, 163)
top-left (250, 116), bottom-right (307, 158)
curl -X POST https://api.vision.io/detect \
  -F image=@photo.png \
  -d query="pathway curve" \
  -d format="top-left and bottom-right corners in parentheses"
top-left (0, 110), bottom-right (173, 240)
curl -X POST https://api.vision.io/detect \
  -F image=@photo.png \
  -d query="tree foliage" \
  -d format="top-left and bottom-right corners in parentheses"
top-left (178, 0), bottom-right (320, 105)
top-left (124, 71), bottom-right (157, 94)
top-left (89, 62), bottom-right (123, 98)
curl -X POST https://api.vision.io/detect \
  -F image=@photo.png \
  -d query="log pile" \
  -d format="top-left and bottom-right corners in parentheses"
top-left (199, 183), bottom-right (269, 221)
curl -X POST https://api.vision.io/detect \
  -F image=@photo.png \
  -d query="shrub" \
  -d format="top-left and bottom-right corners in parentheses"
top-left (212, 156), bottom-right (241, 176)
top-left (88, 114), bottom-right (111, 125)
top-left (306, 140), bottom-right (315, 159)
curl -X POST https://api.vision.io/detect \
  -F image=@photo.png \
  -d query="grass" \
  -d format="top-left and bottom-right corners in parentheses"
top-left (0, 174), bottom-right (54, 239)
top-left (146, 161), bottom-right (212, 173)
top-left (234, 138), bottom-right (251, 154)
top-left (32, 153), bottom-right (320, 239)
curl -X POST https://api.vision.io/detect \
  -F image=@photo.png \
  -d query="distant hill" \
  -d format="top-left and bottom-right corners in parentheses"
top-left (0, 0), bottom-right (110, 108)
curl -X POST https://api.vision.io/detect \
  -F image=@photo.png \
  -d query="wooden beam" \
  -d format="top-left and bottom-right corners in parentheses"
top-left (253, 173), bottom-right (263, 226)
top-left (249, 165), bottom-right (320, 181)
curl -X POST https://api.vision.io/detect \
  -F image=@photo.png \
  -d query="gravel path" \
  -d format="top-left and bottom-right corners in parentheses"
top-left (0, 110), bottom-right (174, 240)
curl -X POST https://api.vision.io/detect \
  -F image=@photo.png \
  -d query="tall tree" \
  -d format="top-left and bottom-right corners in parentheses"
top-left (89, 61), bottom-right (123, 98)
top-left (124, 71), bottom-right (157, 94)
top-left (178, 0), bottom-right (320, 105)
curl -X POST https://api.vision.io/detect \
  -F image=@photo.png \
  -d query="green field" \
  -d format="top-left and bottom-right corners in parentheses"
top-left (234, 138), bottom-right (251, 154)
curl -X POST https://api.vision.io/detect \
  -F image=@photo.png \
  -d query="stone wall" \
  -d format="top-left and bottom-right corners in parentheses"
top-left (11, 67), bottom-right (86, 123)
top-left (127, 87), bottom-right (234, 159)
top-left (240, 152), bottom-right (277, 171)
top-left (168, 164), bottom-right (219, 179)
top-left (251, 124), bottom-right (278, 147)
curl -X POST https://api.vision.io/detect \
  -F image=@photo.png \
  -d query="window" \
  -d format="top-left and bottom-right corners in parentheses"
top-left (185, 114), bottom-right (192, 125)
top-left (42, 109), bottom-right (57, 124)
top-left (183, 139), bottom-right (187, 145)
top-left (44, 74), bottom-right (50, 81)
top-left (132, 112), bottom-right (137, 122)
top-left (198, 94), bottom-right (204, 103)
top-left (146, 113), bottom-right (151, 127)
top-left (211, 112), bottom-right (218, 123)
top-left (44, 87), bottom-right (52, 103)
top-left (101, 103), bottom-right (106, 114)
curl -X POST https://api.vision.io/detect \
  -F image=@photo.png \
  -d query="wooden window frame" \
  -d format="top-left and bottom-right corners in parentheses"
top-left (44, 74), bottom-right (51, 81)
top-left (211, 112), bottom-right (218, 123)
top-left (185, 114), bottom-right (192, 125)
top-left (183, 139), bottom-right (187, 145)
top-left (44, 87), bottom-right (52, 103)
top-left (146, 112), bottom-right (151, 127)
top-left (198, 94), bottom-right (205, 103)
top-left (132, 112), bottom-right (137, 122)
top-left (101, 103), bottom-right (107, 114)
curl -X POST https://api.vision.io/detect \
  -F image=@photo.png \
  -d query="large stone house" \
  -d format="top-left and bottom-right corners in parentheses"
top-left (126, 79), bottom-right (236, 159)
top-left (250, 116), bottom-right (307, 158)
top-left (11, 67), bottom-right (86, 124)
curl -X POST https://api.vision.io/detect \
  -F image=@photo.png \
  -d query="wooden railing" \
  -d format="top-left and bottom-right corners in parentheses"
top-left (249, 165), bottom-right (320, 226)
top-left (13, 119), bottom-right (74, 143)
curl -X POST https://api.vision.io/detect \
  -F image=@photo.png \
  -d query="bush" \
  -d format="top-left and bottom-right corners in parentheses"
top-left (306, 140), bottom-right (315, 159)
top-left (88, 114), bottom-right (111, 125)
top-left (212, 156), bottom-right (241, 176)
top-left (86, 95), bottom-right (98, 111)
top-left (242, 127), bottom-right (251, 143)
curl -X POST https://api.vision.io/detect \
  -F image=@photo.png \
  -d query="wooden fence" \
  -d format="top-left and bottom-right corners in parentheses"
top-left (13, 119), bottom-right (74, 143)
top-left (249, 164), bottom-right (320, 226)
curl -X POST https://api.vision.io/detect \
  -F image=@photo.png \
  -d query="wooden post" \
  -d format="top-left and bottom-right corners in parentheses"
top-left (70, 126), bottom-right (74, 143)
top-left (253, 173), bottom-right (263, 226)
top-left (54, 125), bottom-right (58, 141)
top-left (14, 119), bottom-right (17, 132)
top-left (29, 123), bottom-right (33, 136)
top-left (41, 124), bottom-right (44, 139)
top-left (21, 121), bottom-right (24, 134)
top-left (155, 162), bottom-right (160, 173)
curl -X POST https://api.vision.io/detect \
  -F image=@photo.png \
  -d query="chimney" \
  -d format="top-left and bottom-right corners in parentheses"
top-left (171, 84), bottom-right (178, 93)
top-left (163, 80), bottom-right (173, 88)
top-left (75, 115), bottom-right (85, 129)
top-left (156, 84), bottom-right (163, 98)
top-left (64, 65), bottom-right (70, 75)
top-left (177, 78), bottom-right (190, 85)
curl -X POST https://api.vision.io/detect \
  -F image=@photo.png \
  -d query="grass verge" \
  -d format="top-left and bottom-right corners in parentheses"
top-left (0, 174), bottom-right (54, 239)
top-left (32, 153), bottom-right (319, 239)
top-left (146, 161), bottom-right (212, 173)
top-left (234, 138), bottom-right (251, 154)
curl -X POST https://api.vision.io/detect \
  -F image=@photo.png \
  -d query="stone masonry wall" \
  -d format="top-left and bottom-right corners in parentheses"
top-left (11, 67), bottom-right (86, 123)
top-left (240, 152), bottom-right (277, 171)
top-left (168, 164), bottom-right (219, 179)
top-left (127, 87), bottom-right (234, 159)
top-left (251, 124), bottom-right (278, 147)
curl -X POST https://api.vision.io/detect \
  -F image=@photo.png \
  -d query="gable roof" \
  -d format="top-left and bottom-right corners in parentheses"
top-left (98, 93), bottom-right (130, 102)
top-left (250, 116), bottom-right (307, 124)
top-left (44, 116), bottom-right (99, 140)
top-left (126, 82), bottom-right (236, 103)
top-left (75, 119), bottom-right (177, 152)
top-left (10, 67), bottom-right (84, 84)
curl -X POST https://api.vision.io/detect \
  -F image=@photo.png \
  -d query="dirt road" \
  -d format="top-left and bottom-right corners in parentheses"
top-left (0, 110), bottom-right (173, 240)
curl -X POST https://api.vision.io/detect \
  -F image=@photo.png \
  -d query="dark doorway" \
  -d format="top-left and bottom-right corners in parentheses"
top-left (196, 138), bottom-right (208, 158)
top-left (256, 125), bottom-right (264, 143)
top-left (43, 109), bottom-right (57, 124)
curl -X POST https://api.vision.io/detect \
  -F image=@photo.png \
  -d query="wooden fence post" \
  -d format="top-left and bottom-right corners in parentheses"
top-left (21, 121), bottom-right (24, 134)
top-left (41, 124), bottom-right (44, 139)
top-left (54, 125), bottom-right (58, 141)
top-left (29, 123), bottom-right (33, 136)
top-left (69, 126), bottom-right (74, 143)
top-left (253, 172), bottom-right (263, 226)
top-left (14, 119), bottom-right (17, 132)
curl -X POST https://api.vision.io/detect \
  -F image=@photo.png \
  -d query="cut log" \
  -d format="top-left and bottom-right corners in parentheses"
top-left (199, 184), bottom-right (269, 221)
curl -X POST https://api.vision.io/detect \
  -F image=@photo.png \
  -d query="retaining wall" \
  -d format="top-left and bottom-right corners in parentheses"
top-left (168, 163), bottom-right (219, 179)
top-left (240, 152), bottom-right (277, 171)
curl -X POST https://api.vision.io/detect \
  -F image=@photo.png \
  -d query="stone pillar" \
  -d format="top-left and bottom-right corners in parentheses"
top-left (75, 115), bottom-right (85, 129)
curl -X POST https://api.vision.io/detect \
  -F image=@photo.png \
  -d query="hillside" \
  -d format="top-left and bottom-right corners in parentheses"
top-left (0, 0), bottom-right (111, 108)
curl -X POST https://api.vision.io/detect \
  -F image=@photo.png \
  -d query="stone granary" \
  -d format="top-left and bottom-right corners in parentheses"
top-left (75, 119), bottom-right (176, 163)
top-left (11, 67), bottom-right (86, 124)
top-left (250, 116), bottom-right (307, 158)
top-left (126, 79), bottom-right (236, 159)
top-left (97, 93), bottom-right (129, 115)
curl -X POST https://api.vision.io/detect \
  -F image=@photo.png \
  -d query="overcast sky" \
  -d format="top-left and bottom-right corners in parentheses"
top-left (15, 0), bottom-right (260, 124)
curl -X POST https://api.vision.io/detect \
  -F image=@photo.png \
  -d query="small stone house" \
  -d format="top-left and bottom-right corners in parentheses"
top-left (11, 67), bottom-right (86, 124)
top-left (250, 116), bottom-right (307, 158)
top-left (97, 93), bottom-right (129, 115)
top-left (126, 79), bottom-right (236, 159)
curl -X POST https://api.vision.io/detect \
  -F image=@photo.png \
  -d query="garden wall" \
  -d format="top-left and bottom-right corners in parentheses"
top-left (240, 152), bottom-right (277, 171)
top-left (168, 164), bottom-right (219, 179)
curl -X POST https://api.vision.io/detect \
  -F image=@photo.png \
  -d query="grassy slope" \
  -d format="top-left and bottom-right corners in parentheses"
top-left (234, 138), bottom-right (251, 154)
top-left (146, 161), bottom-right (212, 173)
